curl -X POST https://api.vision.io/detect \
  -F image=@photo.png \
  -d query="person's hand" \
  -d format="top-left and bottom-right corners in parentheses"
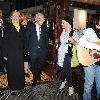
top-left (4, 57), bottom-right (7, 60)
top-left (69, 37), bottom-right (75, 44)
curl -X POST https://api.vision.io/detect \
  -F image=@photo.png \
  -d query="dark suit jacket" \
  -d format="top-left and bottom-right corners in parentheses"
top-left (26, 23), bottom-right (49, 58)
top-left (0, 19), bottom-right (8, 56)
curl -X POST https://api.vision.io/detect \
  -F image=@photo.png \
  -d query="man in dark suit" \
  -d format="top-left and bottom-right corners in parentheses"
top-left (0, 8), bottom-right (8, 75)
top-left (26, 13), bottom-right (49, 86)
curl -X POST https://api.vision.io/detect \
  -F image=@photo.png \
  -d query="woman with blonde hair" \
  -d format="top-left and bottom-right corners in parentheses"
top-left (3, 10), bottom-right (25, 94)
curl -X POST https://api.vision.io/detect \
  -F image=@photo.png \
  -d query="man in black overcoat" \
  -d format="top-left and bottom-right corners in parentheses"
top-left (0, 8), bottom-right (8, 74)
top-left (3, 11), bottom-right (25, 93)
top-left (26, 13), bottom-right (49, 86)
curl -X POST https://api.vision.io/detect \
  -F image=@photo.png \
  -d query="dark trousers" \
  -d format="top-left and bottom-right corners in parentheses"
top-left (0, 58), bottom-right (5, 72)
top-left (0, 45), bottom-right (4, 72)
top-left (30, 52), bottom-right (47, 82)
top-left (57, 54), bottom-right (73, 87)
top-left (7, 60), bottom-right (25, 90)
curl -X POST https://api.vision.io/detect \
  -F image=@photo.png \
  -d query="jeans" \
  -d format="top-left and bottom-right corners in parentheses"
top-left (83, 64), bottom-right (100, 100)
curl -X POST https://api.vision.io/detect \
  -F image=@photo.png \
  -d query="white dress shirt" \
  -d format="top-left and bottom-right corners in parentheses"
top-left (78, 28), bottom-right (100, 51)
top-left (57, 31), bottom-right (70, 67)
top-left (36, 23), bottom-right (41, 40)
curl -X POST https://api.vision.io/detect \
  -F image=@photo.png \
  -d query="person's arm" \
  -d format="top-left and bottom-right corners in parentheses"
top-left (24, 24), bottom-right (31, 56)
top-left (78, 28), bottom-right (100, 51)
top-left (2, 24), bottom-right (9, 60)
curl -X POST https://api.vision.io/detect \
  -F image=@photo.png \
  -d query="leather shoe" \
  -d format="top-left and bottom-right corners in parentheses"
top-left (0, 91), bottom-right (4, 97)
top-left (10, 90), bottom-right (19, 95)
top-left (32, 81), bottom-right (37, 86)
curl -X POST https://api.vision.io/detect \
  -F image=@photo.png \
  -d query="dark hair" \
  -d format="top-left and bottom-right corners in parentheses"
top-left (92, 14), bottom-right (100, 26)
top-left (92, 14), bottom-right (100, 39)
top-left (0, 6), bottom-right (2, 10)
top-left (62, 16), bottom-right (73, 28)
top-left (87, 14), bottom-right (100, 28)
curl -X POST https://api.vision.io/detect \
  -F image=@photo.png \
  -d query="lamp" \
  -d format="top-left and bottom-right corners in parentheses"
top-left (73, 9), bottom-right (87, 30)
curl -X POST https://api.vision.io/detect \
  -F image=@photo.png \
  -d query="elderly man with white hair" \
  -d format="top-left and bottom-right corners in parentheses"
top-left (26, 13), bottom-right (49, 86)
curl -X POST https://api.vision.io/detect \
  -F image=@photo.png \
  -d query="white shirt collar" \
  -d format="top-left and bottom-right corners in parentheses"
top-left (35, 23), bottom-right (41, 40)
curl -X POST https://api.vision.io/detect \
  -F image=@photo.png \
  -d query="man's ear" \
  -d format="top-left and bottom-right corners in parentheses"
top-left (35, 17), bottom-right (37, 22)
top-left (10, 16), bottom-right (13, 20)
top-left (43, 18), bottom-right (45, 23)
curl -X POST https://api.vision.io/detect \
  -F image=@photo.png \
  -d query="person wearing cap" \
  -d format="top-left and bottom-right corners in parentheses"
top-left (56, 16), bottom-right (75, 95)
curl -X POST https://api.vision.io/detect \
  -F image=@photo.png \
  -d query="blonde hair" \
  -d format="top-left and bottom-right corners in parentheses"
top-left (10, 10), bottom-right (20, 17)
top-left (35, 13), bottom-right (45, 21)
top-left (10, 10), bottom-right (21, 23)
